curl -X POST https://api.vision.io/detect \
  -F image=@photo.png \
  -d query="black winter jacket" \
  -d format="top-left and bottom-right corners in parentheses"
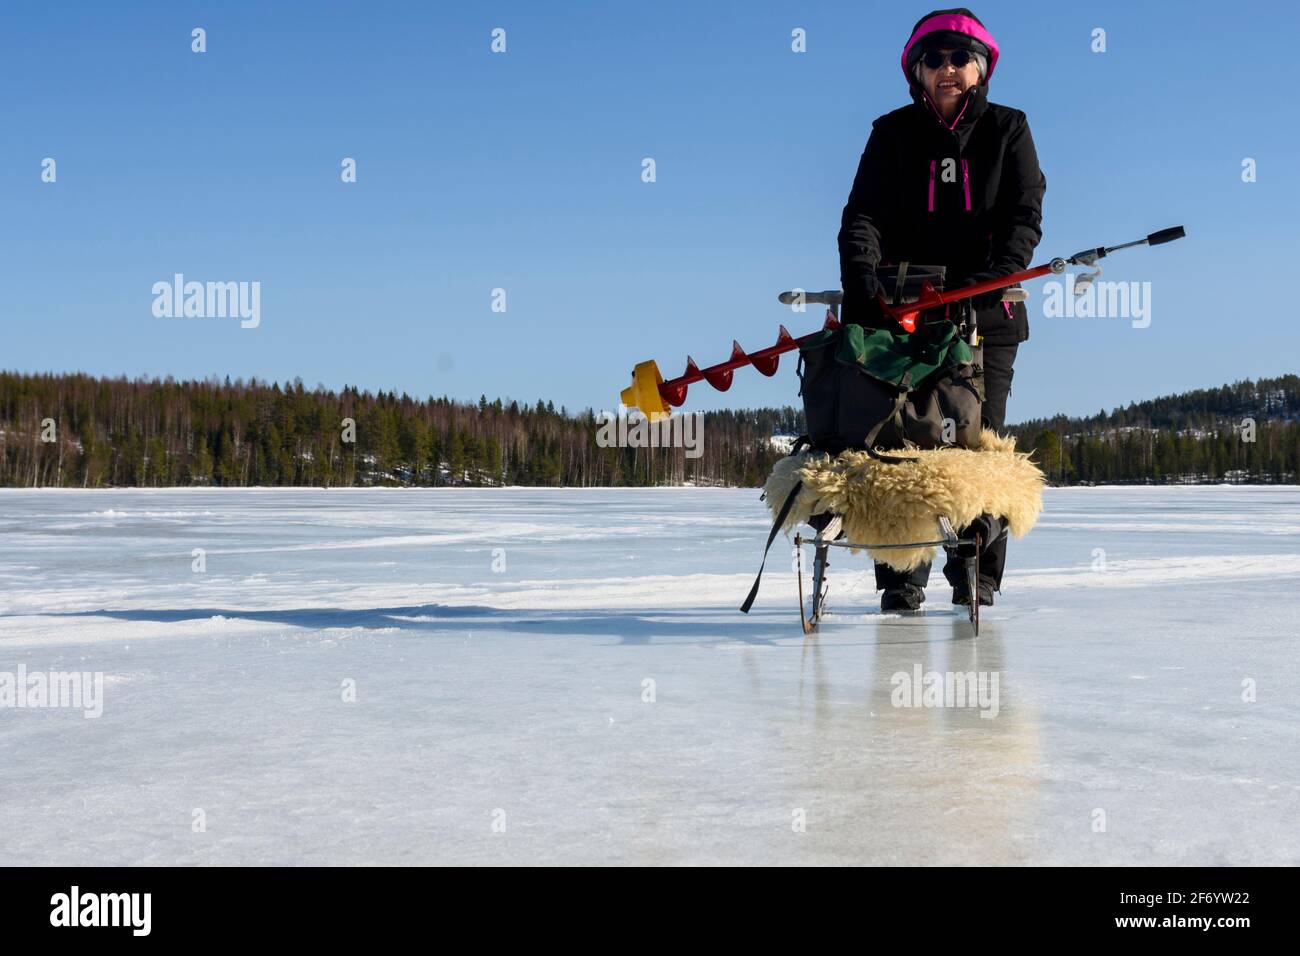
top-left (838, 83), bottom-right (1045, 344)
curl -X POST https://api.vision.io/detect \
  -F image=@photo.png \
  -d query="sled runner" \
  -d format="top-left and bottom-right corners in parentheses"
top-left (794, 514), bottom-right (983, 634)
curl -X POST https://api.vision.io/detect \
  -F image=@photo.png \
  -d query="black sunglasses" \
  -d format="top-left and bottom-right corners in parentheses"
top-left (921, 49), bottom-right (974, 69)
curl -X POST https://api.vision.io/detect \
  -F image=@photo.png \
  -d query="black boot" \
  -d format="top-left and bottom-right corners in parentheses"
top-left (876, 559), bottom-right (930, 612)
top-left (951, 576), bottom-right (995, 607)
top-left (882, 583), bottom-right (926, 612)
top-left (943, 514), bottom-right (1008, 600)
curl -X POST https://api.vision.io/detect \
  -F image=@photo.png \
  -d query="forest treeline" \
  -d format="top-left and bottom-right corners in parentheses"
top-left (1, 371), bottom-right (1295, 488)
top-left (0, 371), bottom-right (797, 488)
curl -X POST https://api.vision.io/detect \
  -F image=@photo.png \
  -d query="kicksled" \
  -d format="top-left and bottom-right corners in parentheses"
top-left (794, 514), bottom-right (984, 635)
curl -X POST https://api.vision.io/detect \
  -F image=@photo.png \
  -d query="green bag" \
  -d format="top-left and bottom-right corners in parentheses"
top-left (797, 321), bottom-right (984, 457)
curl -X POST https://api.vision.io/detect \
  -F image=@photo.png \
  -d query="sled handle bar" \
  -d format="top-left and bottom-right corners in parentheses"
top-left (814, 537), bottom-right (974, 550)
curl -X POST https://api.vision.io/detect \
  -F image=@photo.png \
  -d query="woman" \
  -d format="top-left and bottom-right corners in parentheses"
top-left (838, 8), bottom-right (1046, 612)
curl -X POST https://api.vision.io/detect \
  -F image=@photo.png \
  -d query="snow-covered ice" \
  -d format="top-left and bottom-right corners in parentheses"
top-left (1, 486), bottom-right (1297, 865)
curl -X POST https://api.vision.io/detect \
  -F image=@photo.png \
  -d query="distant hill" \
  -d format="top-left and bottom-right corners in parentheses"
top-left (1011, 375), bottom-right (1300, 434)
top-left (1003, 375), bottom-right (1300, 484)
top-left (1, 371), bottom-right (1295, 487)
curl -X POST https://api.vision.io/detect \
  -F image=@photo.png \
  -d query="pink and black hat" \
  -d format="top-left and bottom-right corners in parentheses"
top-left (901, 8), bottom-right (1000, 85)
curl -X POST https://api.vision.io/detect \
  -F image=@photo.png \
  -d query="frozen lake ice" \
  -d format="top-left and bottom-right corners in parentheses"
top-left (1, 485), bottom-right (1297, 865)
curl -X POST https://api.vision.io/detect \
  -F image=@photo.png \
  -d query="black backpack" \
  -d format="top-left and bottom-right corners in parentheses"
top-left (797, 316), bottom-right (984, 460)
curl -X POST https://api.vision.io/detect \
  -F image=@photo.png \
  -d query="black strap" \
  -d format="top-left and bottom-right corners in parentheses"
top-left (862, 391), bottom-right (918, 464)
top-left (739, 479), bottom-right (803, 614)
top-left (892, 261), bottom-right (909, 304)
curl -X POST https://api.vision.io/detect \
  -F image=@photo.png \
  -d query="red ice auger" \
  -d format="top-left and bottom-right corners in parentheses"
top-left (620, 227), bottom-right (1185, 419)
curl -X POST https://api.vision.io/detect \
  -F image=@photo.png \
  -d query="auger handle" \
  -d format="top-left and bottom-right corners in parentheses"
top-left (1146, 225), bottom-right (1185, 246)
top-left (1073, 225), bottom-right (1188, 264)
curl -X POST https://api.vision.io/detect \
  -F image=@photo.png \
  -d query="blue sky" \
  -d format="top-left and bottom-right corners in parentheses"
top-left (3, 0), bottom-right (1296, 424)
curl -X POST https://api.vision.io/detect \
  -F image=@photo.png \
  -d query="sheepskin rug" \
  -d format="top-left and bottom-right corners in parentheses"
top-left (763, 430), bottom-right (1045, 571)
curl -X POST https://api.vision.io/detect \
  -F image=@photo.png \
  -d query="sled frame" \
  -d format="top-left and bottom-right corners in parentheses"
top-left (795, 515), bottom-right (981, 636)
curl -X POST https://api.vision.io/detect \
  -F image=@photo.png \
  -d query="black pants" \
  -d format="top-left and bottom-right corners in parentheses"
top-left (875, 342), bottom-right (1017, 592)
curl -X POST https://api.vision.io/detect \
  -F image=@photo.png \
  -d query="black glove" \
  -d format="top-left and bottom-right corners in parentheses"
top-left (857, 271), bottom-right (883, 302)
top-left (961, 272), bottom-right (1007, 312)
top-left (845, 272), bottom-right (885, 325)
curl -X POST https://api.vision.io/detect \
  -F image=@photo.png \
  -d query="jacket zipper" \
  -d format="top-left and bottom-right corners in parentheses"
top-left (920, 91), bottom-right (974, 214)
top-left (923, 90), bottom-right (971, 131)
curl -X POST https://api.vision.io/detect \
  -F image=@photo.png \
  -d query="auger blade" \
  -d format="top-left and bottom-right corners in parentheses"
top-left (661, 380), bottom-right (689, 407)
top-left (750, 326), bottom-right (793, 376)
top-left (662, 357), bottom-right (701, 407)
top-left (703, 367), bottom-right (734, 391)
